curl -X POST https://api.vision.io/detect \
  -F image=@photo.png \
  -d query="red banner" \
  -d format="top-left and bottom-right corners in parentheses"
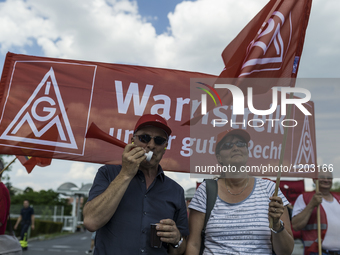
top-left (0, 52), bottom-right (214, 172)
top-left (0, 53), bottom-right (317, 176)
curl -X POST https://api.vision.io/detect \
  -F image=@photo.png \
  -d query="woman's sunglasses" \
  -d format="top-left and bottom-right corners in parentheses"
top-left (134, 134), bottom-right (167, 146)
top-left (219, 141), bottom-right (247, 151)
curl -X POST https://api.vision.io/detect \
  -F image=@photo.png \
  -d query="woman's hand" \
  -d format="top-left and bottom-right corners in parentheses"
top-left (268, 196), bottom-right (284, 231)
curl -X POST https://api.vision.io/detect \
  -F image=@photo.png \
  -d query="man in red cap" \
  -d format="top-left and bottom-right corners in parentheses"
top-left (83, 114), bottom-right (188, 255)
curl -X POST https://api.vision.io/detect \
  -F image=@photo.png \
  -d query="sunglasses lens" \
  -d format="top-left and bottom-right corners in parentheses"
top-left (220, 141), bottom-right (246, 150)
top-left (236, 141), bottom-right (246, 147)
top-left (137, 135), bottom-right (166, 145)
top-left (154, 137), bottom-right (166, 145)
top-left (138, 134), bottom-right (151, 143)
top-left (221, 143), bottom-right (233, 150)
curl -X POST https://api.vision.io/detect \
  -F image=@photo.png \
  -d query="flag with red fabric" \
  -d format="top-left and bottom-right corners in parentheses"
top-left (184, 0), bottom-right (313, 125)
top-left (220, 0), bottom-right (312, 91)
top-left (16, 155), bottom-right (52, 174)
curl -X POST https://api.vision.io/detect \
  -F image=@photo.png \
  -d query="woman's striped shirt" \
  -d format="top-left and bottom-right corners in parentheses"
top-left (188, 178), bottom-right (289, 255)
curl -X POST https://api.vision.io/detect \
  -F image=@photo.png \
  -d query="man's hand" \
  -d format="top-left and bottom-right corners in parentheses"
top-left (31, 224), bottom-right (35, 230)
top-left (310, 192), bottom-right (322, 208)
top-left (121, 144), bottom-right (146, 178)
top-left (156, 219), bottom-right (181, 245)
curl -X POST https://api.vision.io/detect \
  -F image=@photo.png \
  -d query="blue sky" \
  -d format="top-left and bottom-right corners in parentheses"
top-left (137, 0), bottom-right (186, 34)
top-left (0, 0), bottom-right (339, 192)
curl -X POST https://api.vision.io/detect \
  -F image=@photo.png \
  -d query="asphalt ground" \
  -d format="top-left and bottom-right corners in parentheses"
top-left (20, 231), bottom-right (305, 254)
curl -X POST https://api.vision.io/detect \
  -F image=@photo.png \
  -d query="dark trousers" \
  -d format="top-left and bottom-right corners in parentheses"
top-left (20, 223), bottom-right (30, 241)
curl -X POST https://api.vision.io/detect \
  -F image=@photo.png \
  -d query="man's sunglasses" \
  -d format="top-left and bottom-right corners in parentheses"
top-left (219, 141), bottom-right (247, 151)
top-left (134, 134), bottom-right (167, 146)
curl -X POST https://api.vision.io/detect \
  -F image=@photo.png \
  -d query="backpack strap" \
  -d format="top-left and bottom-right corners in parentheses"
top-left (203, 179), bottom-right (218, 231)
top-left (199, 179), bottom-right (218, 255)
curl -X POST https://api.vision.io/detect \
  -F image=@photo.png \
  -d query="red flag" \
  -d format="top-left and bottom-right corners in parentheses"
top-left (16, 155), bottom-right (52, 174)
top-left (220, 0), bottom-right (312, 92)
top-left (183, 0), bottom-right (313, 126)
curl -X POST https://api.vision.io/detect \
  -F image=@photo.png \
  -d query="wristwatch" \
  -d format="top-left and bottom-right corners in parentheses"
top-left (170, 236), bottom-right (184, 248)
top-left (270, 220), bottom-right (285, 234)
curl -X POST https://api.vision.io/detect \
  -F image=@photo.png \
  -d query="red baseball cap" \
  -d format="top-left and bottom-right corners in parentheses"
top-left (216, 128), bottom-right (251, 145)
top-left (134, 114), bottom-right (172, 136)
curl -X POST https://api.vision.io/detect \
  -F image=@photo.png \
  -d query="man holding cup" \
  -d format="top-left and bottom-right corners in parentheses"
top-left (83, 114), bottom-right (188, 255)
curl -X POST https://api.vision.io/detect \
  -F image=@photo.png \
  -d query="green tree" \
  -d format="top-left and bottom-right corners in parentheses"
top-left (331, 181), bottom-right (340, 192)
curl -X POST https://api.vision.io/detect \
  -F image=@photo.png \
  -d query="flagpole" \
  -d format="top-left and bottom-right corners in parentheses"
top-left (315, 180), bottom-right (322, 255)
top-left (269, 90), bottom-right (294, 228)
top-left (0, 157), bottom-right (17, 175)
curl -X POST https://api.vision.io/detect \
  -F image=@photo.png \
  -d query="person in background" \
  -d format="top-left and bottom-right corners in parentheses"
top-left (83, 114), bottom-right (188, 255)
top-left (292, 170), bottom-right (340, 255)
top-left (0, 159), bottom-right (10, 235)
top-left (14, 200), bottom-right (35, 241)
top-left (85, 231), bottom-right (96, 254)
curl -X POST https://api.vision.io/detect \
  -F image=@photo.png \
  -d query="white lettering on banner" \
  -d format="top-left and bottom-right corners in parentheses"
top-left (113, 81), bottom-right (310, 128)
top-left (181, 137), bottom-right (194, 157)
top-left (179, 136), bottom-right (282, 160)
top-left (248, 140), bottom-right (282, 160)
top-left (294, 116), bottom-right (315, 166)
top-left (175, 98), bottom-right (190, 121)
top-left (191, 100), bottom-right (201, 119)
top-left (115, 81), bottom-right (190, 121)
top-left (115, 81), bottom-right (153, 116)
top-left (0, 67), bottom-right (78, 149)
top-left (212, 106), bottom-right (229, 120)
top-left (151, 95), bottom-right (171, 120)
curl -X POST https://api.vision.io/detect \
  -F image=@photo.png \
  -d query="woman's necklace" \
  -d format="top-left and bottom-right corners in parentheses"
top-left (225, 176), bottom-right (250, 196)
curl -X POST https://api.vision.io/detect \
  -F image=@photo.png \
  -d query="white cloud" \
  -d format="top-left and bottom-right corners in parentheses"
top-left (67, 162), bottom-right (97, 181)
top-left (162, 0), bottom-right (268, 73)
top-left (15, 168), bottom-right (26, 177)
top-left (0, 0), bottom-right (270, 75)
top-left (298, 0), bottom-right (340, 77)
